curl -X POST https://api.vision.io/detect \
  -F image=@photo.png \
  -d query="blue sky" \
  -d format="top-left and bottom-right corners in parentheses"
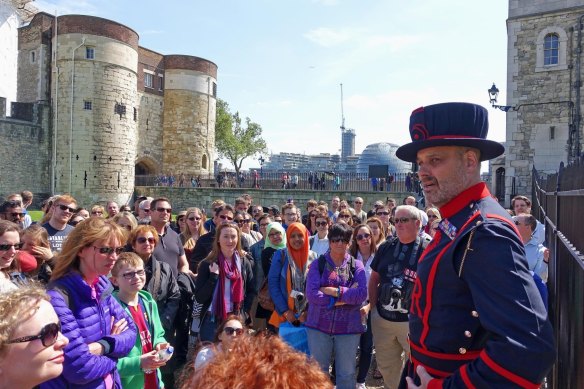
top-left (35, 0), bottom-right (509, 169)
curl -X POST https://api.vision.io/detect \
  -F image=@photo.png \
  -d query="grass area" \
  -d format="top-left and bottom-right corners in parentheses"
top-left (29, 210), bottom-right (44, 222)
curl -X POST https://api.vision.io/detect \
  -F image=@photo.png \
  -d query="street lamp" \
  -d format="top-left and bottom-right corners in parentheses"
top-left (488, 82), bottom-right (574, 112)
top-left (258, 155), bottom-right (265, 174)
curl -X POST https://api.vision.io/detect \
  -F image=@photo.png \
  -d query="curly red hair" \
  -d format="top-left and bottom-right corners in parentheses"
top-left (183, 333), bottom-right (333, 389)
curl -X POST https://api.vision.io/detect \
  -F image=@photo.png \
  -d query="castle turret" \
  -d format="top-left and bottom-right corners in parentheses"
top-left (52, 15), bottom-right (138, 205)
top-left (162, 55), bottom-right (217, 176)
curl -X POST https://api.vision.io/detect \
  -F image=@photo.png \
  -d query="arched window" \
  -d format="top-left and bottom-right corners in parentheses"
top-left (202, 154), bottom-right (208, 169)
top-left (544, 33), bottom-right (559, 65)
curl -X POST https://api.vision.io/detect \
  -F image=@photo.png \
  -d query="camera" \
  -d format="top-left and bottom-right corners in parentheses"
top-left (391, 289), bottom-right (402, 299)
top-left (290, 290), bottom-right (305, 302)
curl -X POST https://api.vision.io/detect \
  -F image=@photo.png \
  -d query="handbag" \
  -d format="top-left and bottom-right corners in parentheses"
top-left (279, 321), bottom-right (310, 355)
top-left (257, 279), bottom-right (275, 311)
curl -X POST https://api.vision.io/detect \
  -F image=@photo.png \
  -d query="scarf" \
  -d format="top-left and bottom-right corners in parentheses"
top-left (264, 222), bottom-right (286, 250)
top-left (212, 252), bottom-right (243, 321)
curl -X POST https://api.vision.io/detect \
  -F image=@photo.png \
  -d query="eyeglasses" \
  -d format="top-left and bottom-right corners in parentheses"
top-left (91, 211), bottom-right (103, 215)
top-left (4, 212), bottom-right (24, 219)
top-left (156, 208), bottom-right (172, 213)
top-left (223, 326), bottom-right (244, 336)
top-left (219, 214), bottom-right (234, 221)
top-left (394, 217), bottom-right (412, 224)
top-left (69, 220), bottom-right (81, 226)
top-left (427, 214), bottom-right (438, 219)
top-left (94, 246), bottom-right (124, 255)
top-left (338, 214), bottom-right (351, 219)
top-left (0, 242), bottom-right (24, 251)
top-left (356, 233), bottom-right (371, 241)
top-left (136, 237), bottom-right (155, 244)
top-left (274, 219), bottom-right (283, 223)
top-left (330, 237), bottom-right (349, 244)
top-left (58, 204), bottom-right (77, 213)
top-left (310, 214), bottom-right (317, 218)
top-left (122, 269), bottom-right (145, 280)
top-left (376, 211), bottom-right (390, 216)
top-left (252, 209), bottom-right (261, 214)
top-left (143, 209), bottom-right (150, 213)
top-left (354, 201), bottom-right (363, 204)
top-left (188, 216), bottom-right (202, 221)
top-left (315, 221), bottom-right (327, 227)
top-left (8, 322), bottom-right (61, 347)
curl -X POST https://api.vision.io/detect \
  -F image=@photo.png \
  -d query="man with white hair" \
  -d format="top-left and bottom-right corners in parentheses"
top-left (368, 205), bottom-right (431, 389)
top-left (138, 198), bottom-right (152, 224)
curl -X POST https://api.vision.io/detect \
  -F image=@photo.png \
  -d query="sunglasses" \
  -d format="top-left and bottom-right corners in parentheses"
top-left (310, 214), bottom-right (317, 218)
top-left (94, 246), bottom-right (124, 255)
top-left (338, 214), bottom-right (351, 219)
top-left (427, 214), bottom-right (438, 219)
top-left (69, 220), bottom-right (81, 226)
top-left (394, 217), bottom-right (412, 224)
top-left (356, 233), bottom-right (371, 241)
top-left (188, 216), bottom-right (202, 221)
top-left (219, 215), bottom-right (234, 221)
top-left (223, 326), bottom-right (244, 336)
top-left (330, 237), bottom-right (349, 244)
top-left (0, 242), bottom-right (24, 251)
top-left (156, 208), bottom-right (172, 213)
top-left (136, 237), bottom-right (155, 244)
top-left (376, 211), bottom-right (390, 216)
top-left (354, 201), bottom-right (363, 204)
top-left (8, 322), bottom-right (61, 347)
top-left (315, 221), bottom-right (327, 227)
top-left (58, 204), bottom-right (77, 213)
top-left (4, 212), bottom-right (24, 219)
top-left (122, 269), bottom-right (145, 280)
top-left (91, 211), bottom-right (103, 215)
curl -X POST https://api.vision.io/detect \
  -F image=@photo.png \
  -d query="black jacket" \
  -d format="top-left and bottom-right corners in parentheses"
top-left (189, 230), bottom-right (215, 272)
top-left (144, 254), bottom-right (181, 332)
top-left (195, 255), bottom-right (256, 322)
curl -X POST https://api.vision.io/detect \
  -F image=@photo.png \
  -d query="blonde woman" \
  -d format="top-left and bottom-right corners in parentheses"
top-left (112, 211), bottom-right (138, 233)
top-left (44, 218), bottom-right (136, 388)
top-left (180, 207), bottom-right (207, 259)
top-left (90, 205), bottom-right (105, 218)
top-left (0, 286), bottom-right (69, 388)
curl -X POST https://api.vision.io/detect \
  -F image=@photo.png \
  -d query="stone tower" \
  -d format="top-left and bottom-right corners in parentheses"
top-left (162, 55), bottom-right (217, 177)
top-left (51, 15), bottom-right (138, 205)
top-left (501, 0), bottom-right (584, 204)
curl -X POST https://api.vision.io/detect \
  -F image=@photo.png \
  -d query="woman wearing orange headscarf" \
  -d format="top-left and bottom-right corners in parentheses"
top-left (267, 223), bottom-right (317, 329)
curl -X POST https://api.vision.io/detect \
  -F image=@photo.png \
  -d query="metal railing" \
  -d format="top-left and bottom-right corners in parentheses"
top-left (136, 171), bottom-right (421, 193)
top-left (532, 163), bottom-right (584, 389)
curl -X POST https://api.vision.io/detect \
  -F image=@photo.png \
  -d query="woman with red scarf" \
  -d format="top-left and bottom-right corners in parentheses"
top-left (194, 223), bottom-right (256, 342)
top-left (267, 223), bottom-right (317, 329)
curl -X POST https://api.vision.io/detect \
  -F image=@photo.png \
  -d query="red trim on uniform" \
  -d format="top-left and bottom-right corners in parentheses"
top-left (410, 339), bottom-right (480, 360)
top-left (410, 355), bottom-right (451, 378)
top-left (479, 350), bottom-right (540, 388)
top-left (439, 183), bottom-right (491, 219)
top-left (427, 135), bottom-right (483, 140)
top-left (486, 213), bottom-right (522, 238)
top-left (460, 365), bottom-right (476, 389)
top-left (428, 378), bottom-right (444, 389)
top-left (419, 212), bottom-right (481, 348)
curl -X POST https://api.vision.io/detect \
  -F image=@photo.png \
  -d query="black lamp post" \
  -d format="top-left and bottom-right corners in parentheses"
top-left (488, 83), bottom-right (515, 112)
top-left (258, 155), bottom-right (265, 174)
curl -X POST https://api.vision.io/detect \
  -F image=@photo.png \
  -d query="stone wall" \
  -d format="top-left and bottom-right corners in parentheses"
top-left (0, 100), bottom-right (51, 198)
top-left (504, 4), bottom-right (584, 200)
top-left (136, 91), bottom-right (164, 174)
top-left (135, 187), bottom-right (411, 216)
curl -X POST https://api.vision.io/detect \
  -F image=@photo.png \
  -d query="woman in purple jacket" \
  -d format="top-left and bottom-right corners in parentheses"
top-left (42, 218), bottom-right (137, 389)
top-left (305, 223), bottom-right (367, 389)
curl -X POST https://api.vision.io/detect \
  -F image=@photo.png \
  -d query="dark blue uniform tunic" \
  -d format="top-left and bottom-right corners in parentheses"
top-left (403, 183), bottom-right (555, 388)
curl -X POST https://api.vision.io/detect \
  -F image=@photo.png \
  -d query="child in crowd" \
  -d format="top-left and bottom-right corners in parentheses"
top-left (111, 252), bottom-right (171, 389)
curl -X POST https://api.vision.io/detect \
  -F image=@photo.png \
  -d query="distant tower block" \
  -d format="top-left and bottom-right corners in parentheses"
top-left (341, 128), bottom-right (356, 161)
top-left (162, 55), bottom-right (217, 176)
top-left (52, 15), bottom-right (139, 205)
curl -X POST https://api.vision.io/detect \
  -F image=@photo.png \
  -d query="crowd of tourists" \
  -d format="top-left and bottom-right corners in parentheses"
top-left (0, 102), bottom-right (555, 389)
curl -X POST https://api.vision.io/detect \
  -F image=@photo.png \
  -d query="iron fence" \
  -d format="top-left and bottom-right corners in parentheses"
top-left (532, 163), bottom-right (584, 389)
top-left (136, 171), bottom-right (420, 193)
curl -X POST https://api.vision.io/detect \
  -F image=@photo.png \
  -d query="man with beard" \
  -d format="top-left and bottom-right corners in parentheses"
top-left (395, 103), bottom-right (554, 388)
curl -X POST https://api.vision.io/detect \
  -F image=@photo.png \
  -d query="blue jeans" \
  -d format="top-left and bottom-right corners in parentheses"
top-left (307, 328), bottom-right (360, 389)
top-left (199, 314), bottom-right (218, 342)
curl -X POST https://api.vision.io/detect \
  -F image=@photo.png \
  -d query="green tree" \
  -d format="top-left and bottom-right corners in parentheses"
top-left (215, 99), bottom-right (267, 184)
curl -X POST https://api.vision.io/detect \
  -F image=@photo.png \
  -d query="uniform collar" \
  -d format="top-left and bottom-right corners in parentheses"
top-left (439, 182), bottom-right (491, 219)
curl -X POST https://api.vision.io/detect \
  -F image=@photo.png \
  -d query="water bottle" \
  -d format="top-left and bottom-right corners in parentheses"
top-left (158, 346), bottom-right (174, 362)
